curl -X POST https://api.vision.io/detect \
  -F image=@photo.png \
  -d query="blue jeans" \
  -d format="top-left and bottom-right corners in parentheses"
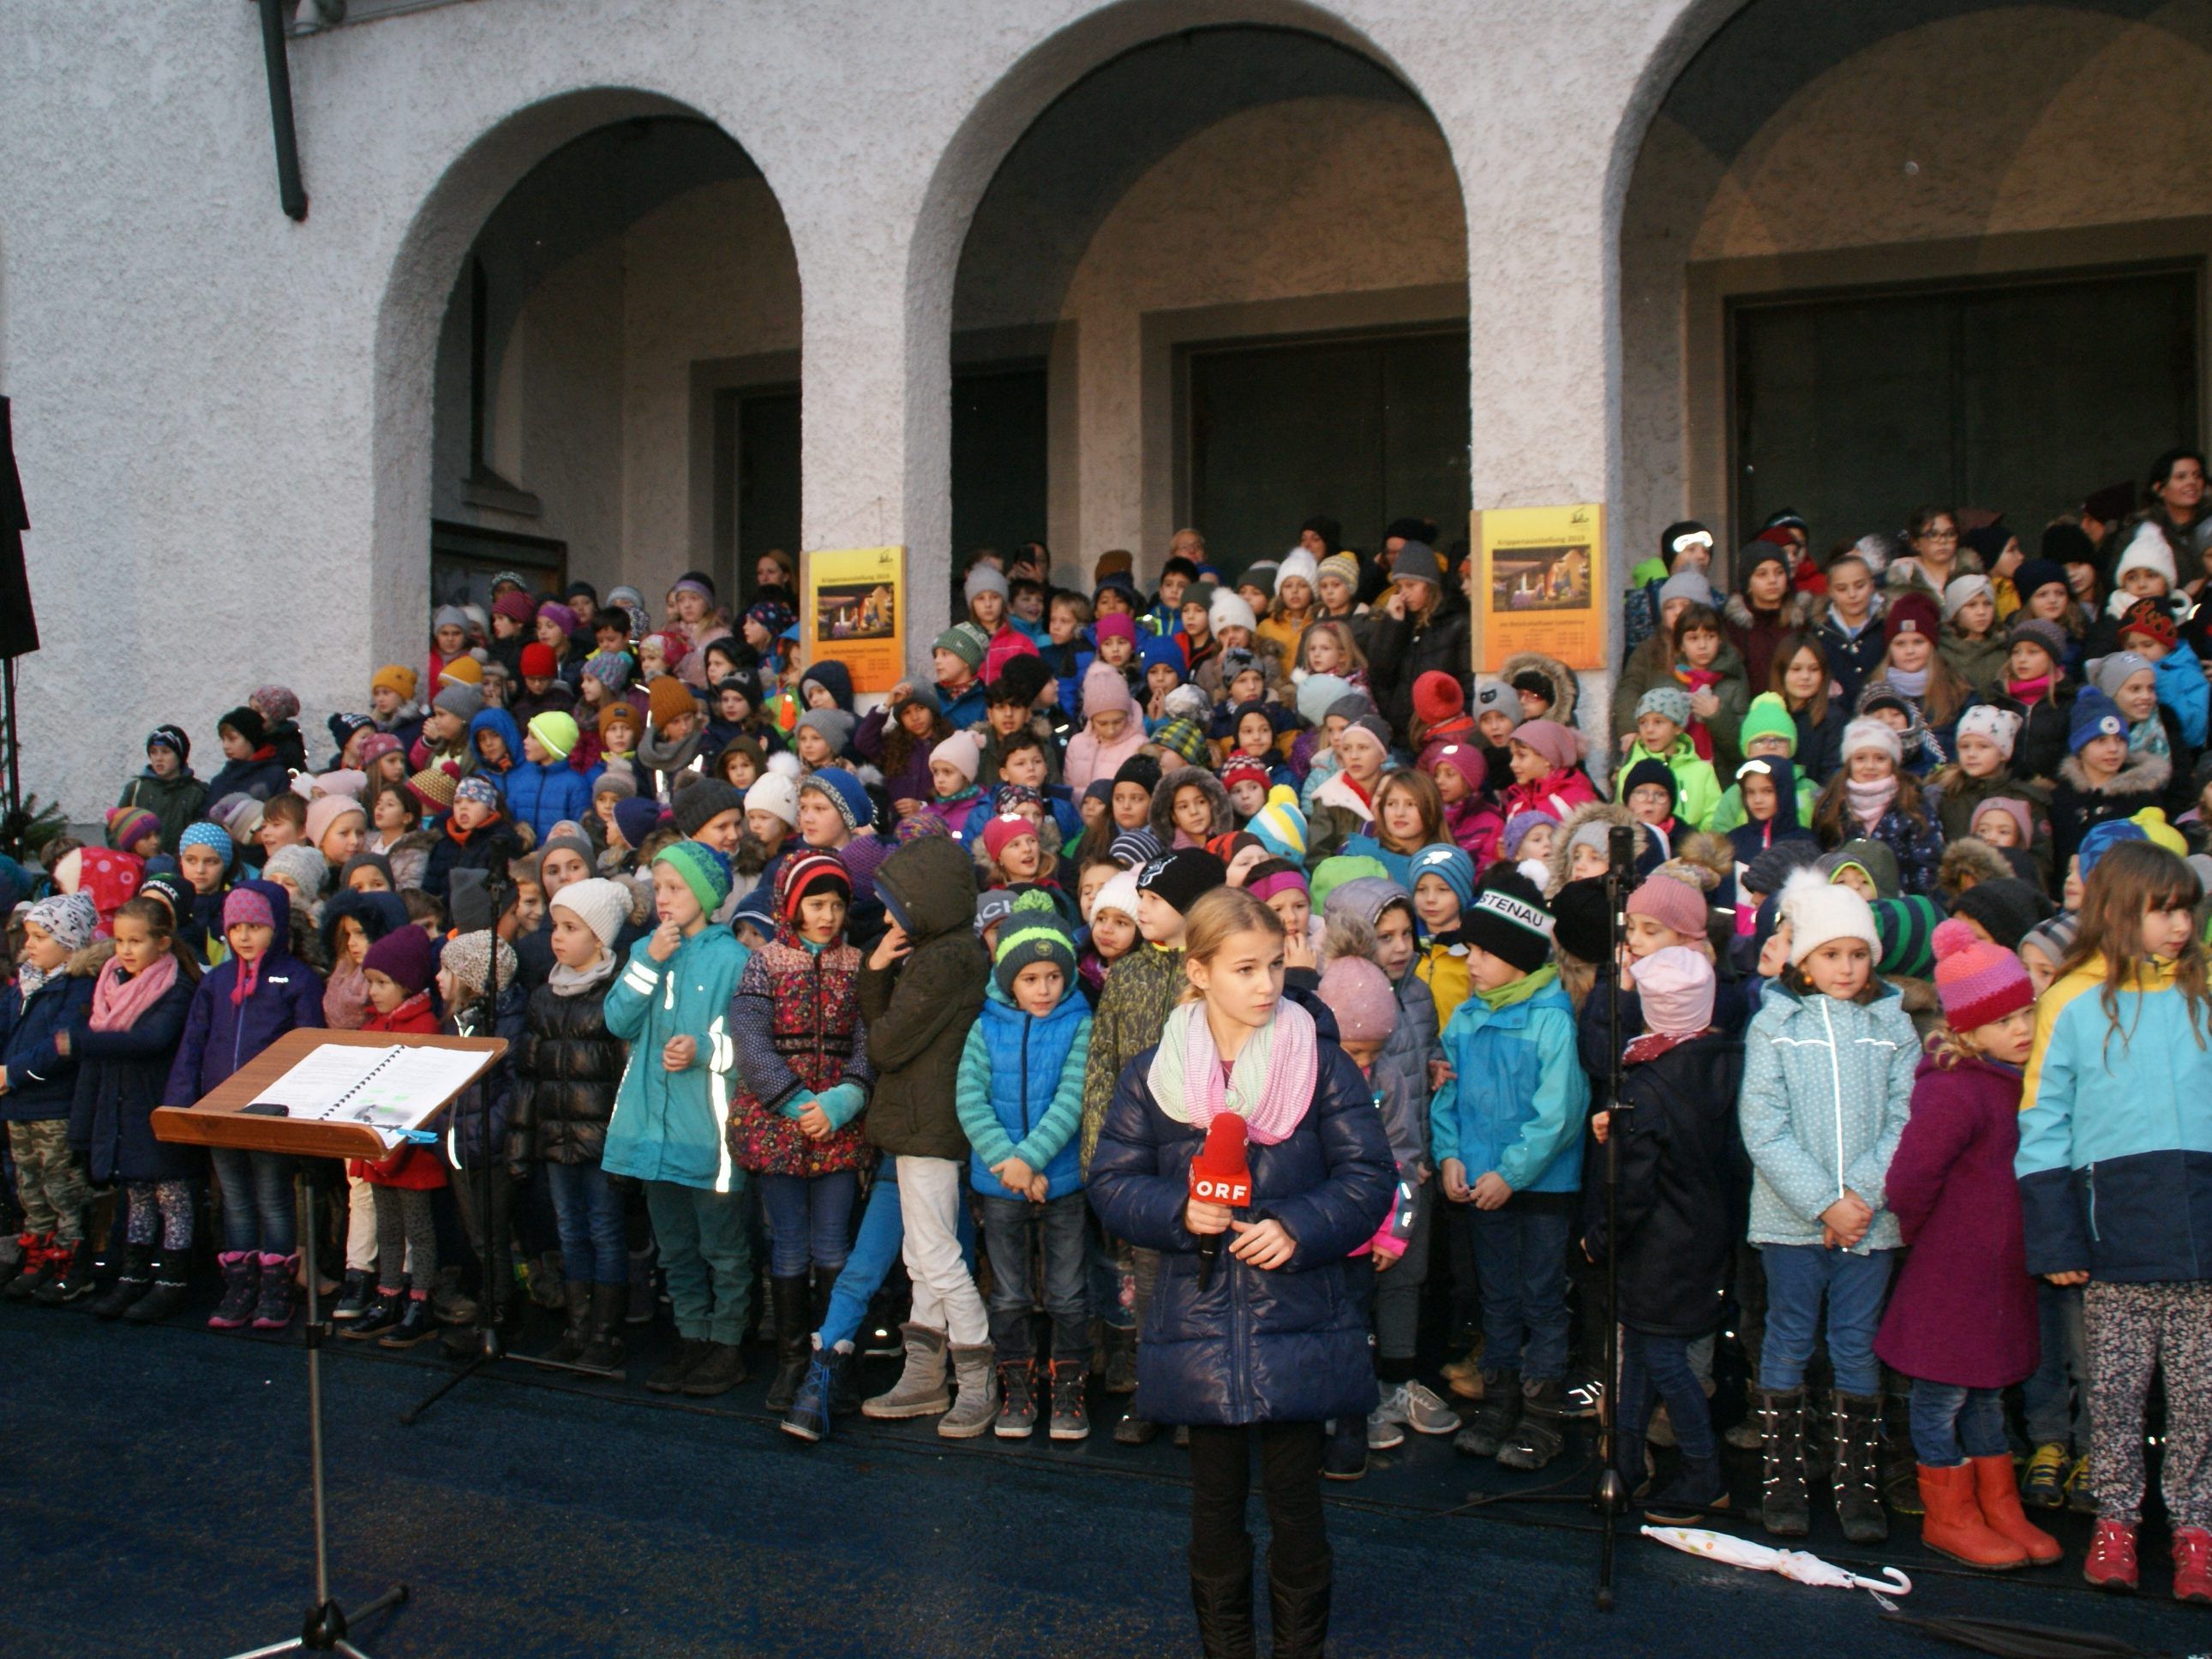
top-left (1468, 1205), bottom-right (1572, 1382)
top-left (981, 1192), bottom-right (1089, 1361)
top-left (543, 1159), bottom-right (626, 1285)
top-left (757, 1171), bottom-right (859, 1279)
top-left (2023, 1279), bottom-right (2092, 1450)
top-left (814, 1165), bottom-right (977, 1351)
top-left (1757, 1243), bottom-right (1895, 1396)
top-left (211, 1147), bottom-right (297, 1255)
top-left (1619, 1328), bottom-right (1715, 1463)
top-left (1909, 1380), bottom-right (2008, 1466)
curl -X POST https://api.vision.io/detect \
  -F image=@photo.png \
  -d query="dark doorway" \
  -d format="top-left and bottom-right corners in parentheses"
top-left (1732, 266), bottom-right (2198, 552)
top-left (1185, 326), bottom-right (1470, 579)
top-left (951, 361), bottom-right (1050, 577)
top-left (715, 384), bottom-right (800, 608)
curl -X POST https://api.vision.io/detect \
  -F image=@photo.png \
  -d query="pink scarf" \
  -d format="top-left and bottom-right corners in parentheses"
top-left (231, 954), bottom-right (262, 1007)
top-left (1845, 775), bottom-right (1897, 832)
top-left (90, 952), bottom-right (178, 1033)
top-left (1145, 997), bottom-right (1319, 1146)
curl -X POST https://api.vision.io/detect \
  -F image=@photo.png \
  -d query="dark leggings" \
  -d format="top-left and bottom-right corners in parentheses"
top-left (373, 1186), bottom-right (438, 1293)
top-left (1185, 1421), bottom-right (1328, 1582)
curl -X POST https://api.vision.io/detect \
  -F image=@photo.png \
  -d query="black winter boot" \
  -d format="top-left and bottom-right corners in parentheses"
top-left (1755, 1386), bottom-right (1809, 1537)
top-left (681, 1340), bottom-right (747, 1397)
top-left (764, 1274), bottom-right (814, 1413)
top-left (1496, 1377), bottom-right (1568, 1470)
top-left (32, 1236), bottom-right (96, 1305)
top-left (1454, 1368), bottom-right (1521, 1458)
top-left (1190, 1538), bottom-right (1256, 1659)
top-left (1267, 1555), bottom-right (1332, 1659)
top-left (1832, 1392), bottom-right (1890, 1544)
top-left (547, 1279), bottom-right (591, 1364)
top-left (88, 1244), bottom-right (154, 1319)
top-left (1644, 1452), bottom-right (1731, 1524)
top-left (125, 1252), bottom-right (193, 1324)
top-left (782, 1343), bottom-right (846, 1443)
top-left (646, 1337), bottom-right (709, 1394)
top-left (577, 1283), bottom-right (627, 1372)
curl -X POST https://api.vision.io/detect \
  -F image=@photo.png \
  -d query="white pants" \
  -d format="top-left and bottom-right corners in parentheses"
top-left (896, 1155), bottom-right (987, 1347)
top-left (346, 1172), bottom-right (411, 1278)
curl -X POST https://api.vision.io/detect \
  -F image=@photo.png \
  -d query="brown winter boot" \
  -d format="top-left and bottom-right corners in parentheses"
top-left (1917, 1463), bottom-right (2028, 1569)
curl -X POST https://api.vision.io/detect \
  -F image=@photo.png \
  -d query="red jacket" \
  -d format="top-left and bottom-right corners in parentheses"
top-left (350, 994), bottom-right (447, 1190)
top-left (1502, 765), bottom-right (1598, 824)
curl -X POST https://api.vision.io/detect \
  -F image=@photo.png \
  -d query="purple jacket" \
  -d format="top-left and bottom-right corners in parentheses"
top-left (855, 708), bottom-right (935, 810)
top-left (162, 882), bottom-right (327, 1105)
top-left (1874, 1051), bottom-right (2039, 1388)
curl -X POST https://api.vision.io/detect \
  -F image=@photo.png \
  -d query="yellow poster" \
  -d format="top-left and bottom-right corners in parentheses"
top-left (1472, 504), bottom-right (1605, 674)
top-left (800, 546), bottom-right (907, 695)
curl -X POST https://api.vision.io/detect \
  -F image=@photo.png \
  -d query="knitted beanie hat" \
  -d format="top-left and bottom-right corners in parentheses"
top-left (1244, 860), bottom-right (1309, 907)
top-left (2092, 650), bottom-right (2155, 702)
top-left (1220, 757), bottom-right (1272, 796)
top-left (1955, 703), bottom-right (2022, 760)
top-left (795, 706), bottom-right (858, 755)
top-left (264, 845), bottom-right (328, 901)
top-left (2119, 598), bottom-right (2178, 650)
top-left (932, 626), bottom-right (986, 671)
top-left (932, 730), bottom-right (982, 783)
top-left (1949, 876), bottom-right (2047, 955)
top-left (1739, 692), bottom-right (1798, 755)
top-left (776, 849), bottom-right (853, 925)
top-left (432, 681), bottom-right (484, 722)
top-left (1408, 843), bottom-right (1477, 916)
top-left (1412, 671), bottom-right (1465, 728)
top-left (1630, 945), bottom-right (1716, 1036)
top-left (453, 776), bottom-right (503, 813)
top-left (549, 876), bottom-right (629, 949)
top-left (1154, 718), bottom-right (1211, 768)
top-left (107, 806), bottom-right (163, 852)
top-left (304, 795), bottom-right (364, 851)
top-left (441, 654), bottom-right (484, 687)
top-left (528, 710), bottom-right (581, 761)
top-left (1932, 917), bottom-right (2035, 1032)
top-left (1091, 868), bottom-right (1141, 923)
top-left (180, 821), bottom-right (235, 863)
top-left (407, 765), bottom-right (459, 813)
top-left (598, 700), bottom-right (641, 740)
top-left (1316, 956), bottom-right (1398, 1044)
top-left (993, 889), bottom-right (1077, 998)
top-left (441, 929), bottom-right (519, 1006)
top-left (655, 840), bottom-right (732, 916)
top-left (519, 643), bottom-right (558, 679)
top-left (362, 923), bottom-right (435, 997)
top-left (1969, 797), bottom-right (2034, 847)
top-left (743, 773), bottom-right (800, 831)
top-left (1317, 551), bottom-right (1361, 592)
top-left (1777, 868), bottom-right (1879, 967)
top-left (25, 892), bottom-right (98, 953)
top-left (1841, 716), bottom-right (1903, 768)
top-left (1109, 827), bottom-right (1164, 870)
top-left (1627, 866), bottom-right (1707, 938)
top-left (799, 767), bottom-right (872, 834)
top-left (494, 590), bottom-right (537, 626)
top-left (981, 813), bottom-right (1040, 865)
top-left (2068, 686), bottom-right (2125, 753)
top-left (612, 796), bottom-right (663, 848)
top-left (1295, 673), bottom-right (1353, 728)
top-left (1309, 855), bottom-right (1390, 918)
top-left (647, 676), bottom-right (698, 734)
top-left (1501, 811), bottom-right (1552, 859)
top-left (1460, 871), bottom-right (1556, 976)
top-left (1873, 895), bottom-right (1942, 979)
top-left (1135, 847), bottom-right (1226, 916)
top-left (1208, 590), bottom-right (1258, 636)
top-left (372, 664), bottom-right (418, 700)
top-left (592, 768), bottom-right (638, 801)
top-left (1246, 785), bottom-right (1309, 861)
top-left (1635, 686), bottom-right (1691, 729)
top-left (671, 778), bottom-right (746, 838)
top-left (1510, 719), bottom-right (1581, 772)
top-left (1550, 877), bottom-right (1611, 964)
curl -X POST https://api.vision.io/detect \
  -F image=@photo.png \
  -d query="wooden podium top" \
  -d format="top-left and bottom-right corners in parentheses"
top-left (151, 1027), bottom-right (507, 1159)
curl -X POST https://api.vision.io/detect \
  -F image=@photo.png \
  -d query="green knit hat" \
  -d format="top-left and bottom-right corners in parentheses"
top-left (1872, 895), bottom-right (1941, 979)
top-left (932, 625), bottom-right (986, 672)
top-left (654, 840), bottom-right (732, 918)
top-left (1153, 717), bottom-right (1209, 767)
top-left (1740, 692), bottom-right (1797, 756)
top-left (1310, 853), bottom-right (1391, 916)
top-left (992, 889), bottom-right (1076, 998)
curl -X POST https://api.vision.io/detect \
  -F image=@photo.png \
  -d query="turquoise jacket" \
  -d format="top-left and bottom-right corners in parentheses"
top-left (602, 925), bottom-right (750, 1192)
top-left (1739, 979), bottom-right (1916, 1252)
top-left (1430, 973), bottom-right (1587, 1195)
top-left (955, 978), bottom-right (1092, 1201)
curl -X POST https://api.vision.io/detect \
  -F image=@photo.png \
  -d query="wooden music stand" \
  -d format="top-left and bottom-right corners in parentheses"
top-left (157, 1027), bottom-right (505, 1658)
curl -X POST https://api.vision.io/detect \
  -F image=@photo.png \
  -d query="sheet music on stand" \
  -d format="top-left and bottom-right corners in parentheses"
top-left (246, 1043), bottom-right (495, 1145)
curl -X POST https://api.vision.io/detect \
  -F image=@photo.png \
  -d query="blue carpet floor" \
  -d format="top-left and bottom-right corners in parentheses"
top-left (3, 1300), bottom-right (2206, 1658)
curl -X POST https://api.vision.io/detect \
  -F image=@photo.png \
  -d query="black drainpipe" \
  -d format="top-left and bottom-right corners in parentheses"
top-left (255, 0), bottom-right (309, 221)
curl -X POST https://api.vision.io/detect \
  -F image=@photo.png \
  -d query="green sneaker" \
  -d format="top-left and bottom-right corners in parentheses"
top-left (2022, 1443), bottom-right (2068, 1508)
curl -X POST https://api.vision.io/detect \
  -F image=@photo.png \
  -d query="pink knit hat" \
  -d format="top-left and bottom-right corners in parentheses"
top-left (1629, 945), bottom-right (1715, 1037)
top-left (1316, 956), bottom-right (1398, 1044)
top-left (980, 812), bottom-right (1039, 864)
top-left (1627, 867), bottom-right (1707, 939)
top-left (305, 794), bottom-right (366, 851)
top-left (1932, 918), bottom-right (2034, 1032)
top-left (1509, 719), bottom-right (1581, 773)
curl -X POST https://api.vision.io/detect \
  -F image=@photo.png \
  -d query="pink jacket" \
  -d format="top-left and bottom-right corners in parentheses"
top-left (1064, 662), bottom-right (1146, 792)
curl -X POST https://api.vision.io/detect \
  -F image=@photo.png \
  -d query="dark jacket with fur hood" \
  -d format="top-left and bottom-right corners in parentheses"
top-left (1149, 765), bottom-right (1236, 850)
top-left (2048, 747), bottom-right (2173, 878)
top-left (1723, 590), bottom-right (1818, 704)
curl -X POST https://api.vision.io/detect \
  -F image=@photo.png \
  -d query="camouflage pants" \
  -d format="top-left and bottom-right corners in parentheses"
top-left (7, 1118), bottom-right (93, 1242)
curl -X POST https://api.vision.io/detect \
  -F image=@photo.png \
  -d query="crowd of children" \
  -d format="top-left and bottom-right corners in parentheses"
top-left (9, 476), bottom-right (2212, 1646)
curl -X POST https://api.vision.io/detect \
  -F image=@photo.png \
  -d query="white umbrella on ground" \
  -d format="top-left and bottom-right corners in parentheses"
top-left (1641, 1525), bottom-right (1913, 1608)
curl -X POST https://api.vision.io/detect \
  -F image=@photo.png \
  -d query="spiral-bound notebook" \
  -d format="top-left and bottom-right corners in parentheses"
top-left (244, 1043), bottom-right (495, 1145)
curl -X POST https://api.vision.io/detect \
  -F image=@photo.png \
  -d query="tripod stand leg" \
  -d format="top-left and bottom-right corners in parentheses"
top-left (398, 1350), bottom-right (492, 1425)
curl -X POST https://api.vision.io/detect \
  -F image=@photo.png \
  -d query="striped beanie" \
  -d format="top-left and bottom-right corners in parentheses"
top-left (1871, 895), bottom-right (1942, 979)
top-left (993, 889), bottom-right (1076, 997)
top-left (1460, 871), bottom-right (1555, 976)
top-left (1244, 859), bottom-right (1309, 907)
top-left (1153, 717), bottom-right (1209, 767)
top-left (1932, 917), bottom-right (2034, 1032)
top-left (1247, 785), bottom-right (1308, 861)
top-left (776, 850), bottom-right (852, 925)
top-left (180, 822), bottom-right (235, 863)
top-left (107, 806), bottom-right (163, 852)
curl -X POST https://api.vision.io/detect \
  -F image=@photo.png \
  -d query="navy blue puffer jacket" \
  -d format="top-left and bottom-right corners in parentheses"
top-left (1087, 993), bottom-right (1395, 1428)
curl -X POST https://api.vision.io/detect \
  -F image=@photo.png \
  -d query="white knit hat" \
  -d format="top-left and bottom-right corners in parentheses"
top-left (1955, 703), bottom-right (2021, 760)
top-left (549, 876), bottom-right (630, 949)
top-left (2113, 520), bottom-right (2179, 590)
top-left (1091, 867), bottom-right (1141, 924)
top-left (931, 730), bottom-right (981, 782)
top-left (1841, 716), bottom-right (1903, 768)
top-left (1209, 590), bottom-right (1259, 636)
top-left (1777, 867), bottom-right (1880, 966)
top-left (1276, 548), bottom-right (1319, 592)
top-left (745, 771), bottom-right (800, 830)
top-left (1940, 573), bottom-right (1994, 621)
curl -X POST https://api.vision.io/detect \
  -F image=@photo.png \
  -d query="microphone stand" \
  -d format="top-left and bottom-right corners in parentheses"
top-left (404, 869), bottom-right (615, 1425)
top-left (1592, 822), bottom-right (1636, 1611)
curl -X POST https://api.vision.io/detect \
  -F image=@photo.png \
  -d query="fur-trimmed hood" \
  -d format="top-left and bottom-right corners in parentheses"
top-left (1938, 835), bottom-right (2012, 899)
top-left (63, 940), bottom-right (116, 979)
top-left (1149, 764), bottom-right (1236, 845)
top-left (1498, 650), bottom-right (1578, 728)
top-left (1722, 590), bottom-right (1818, 635)
top-left (1543, 800), bottom-right (1648, 896)
top-left (2058, 748), bottom-right (2172, 797)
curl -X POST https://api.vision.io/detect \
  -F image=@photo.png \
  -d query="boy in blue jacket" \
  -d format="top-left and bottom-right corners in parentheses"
top-left (0, 895), bottom-right (99, 1300)
top-left (1430, 871), bottom-right (1589, 1471)
top-left (602, 841), bottom-right (751, 1398)
top-left (956, 890), bottom-right (1094, 1441)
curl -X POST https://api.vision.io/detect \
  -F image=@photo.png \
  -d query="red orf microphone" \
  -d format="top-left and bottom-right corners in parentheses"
top-left (1190, 1115), bottom-right (1252, 1291)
